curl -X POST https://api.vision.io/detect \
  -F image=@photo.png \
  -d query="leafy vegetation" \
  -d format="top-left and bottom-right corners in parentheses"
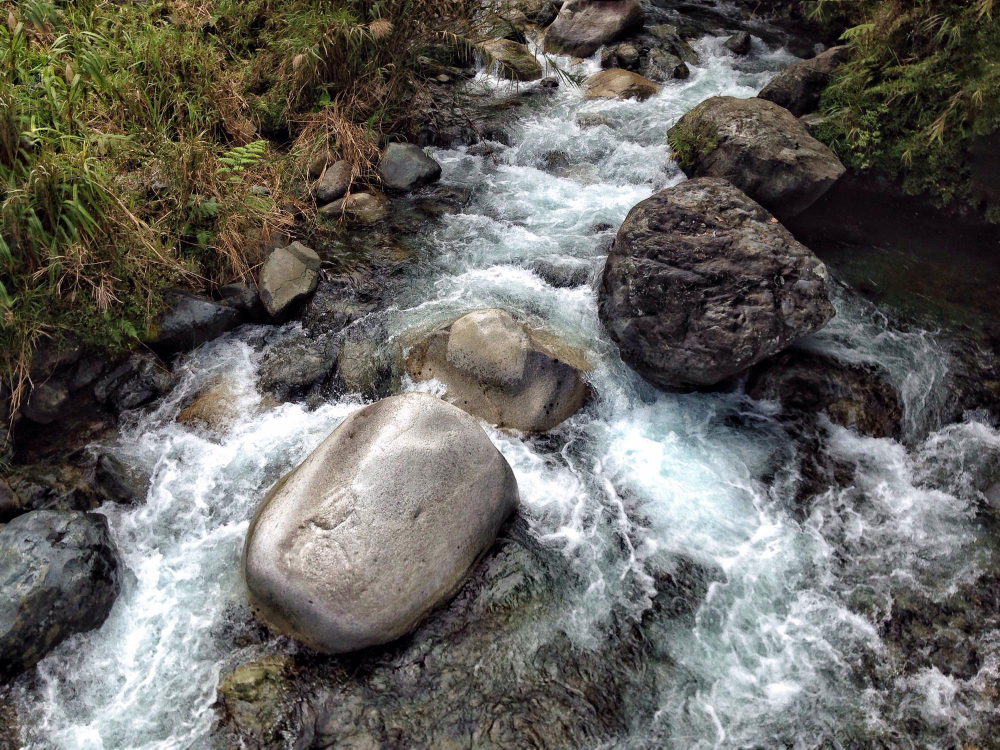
top-left (808, 0), bottom-right (1000, 216)
top-left (667, 118), bottom-right (719, 171)
top-left (0, 0), bottom-right (482, 397)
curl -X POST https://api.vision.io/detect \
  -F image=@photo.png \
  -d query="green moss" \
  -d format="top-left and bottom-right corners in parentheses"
top-left (667, 118), bottom-right (719, 171)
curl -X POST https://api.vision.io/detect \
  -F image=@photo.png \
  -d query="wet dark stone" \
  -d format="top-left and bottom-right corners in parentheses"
top-left (152, 291), bottom-right (244, 354)
top-left (0, 510), bottom-right (121, 680)
top-left (746, 349), bottom-right (903, 440)
top-left (4, 465), bottom-right (102, 522)
top-left (94, 454), bottom-right (147, 505)
top-left (256, 334), bottom-right (340, 404)
top-left (93, 354), bottom-right (176, 413)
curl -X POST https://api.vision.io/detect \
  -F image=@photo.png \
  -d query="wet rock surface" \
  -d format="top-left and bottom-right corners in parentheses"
top-left (314, 161), bottom-right (352, 205)
top-left (241, 393), bottom-right (519, 655)
top-left (220, 516), bottom-right (693, 750)
top-left (377, 144), bottom-right (443, 193)
top-left (4, 464), bottom-right (102, 521)
top-left (318, 191), bottom-right (390, 226)
top-left (747, 349), bottom-right (903, 440)
top-left (669, 96), bottom-right (845, 221)
top-left (584, 68), bottom-right (659, 101)
top-left (599, 178), bottom-right (834, 391)
top-left (544, 0), bottom-right (644, 57)
top-left (0, 510), bottom-right (120, 680)
top-left (481, 39), bottom-right (544, 81)
top-left (758, 45), bottom-right (849, 117)
top-left (151, 292), bottom-right (244, 354)
top-left (405, 309), bottom-right (591, 433)
top-left (259, 242), bottom-right (321, 322)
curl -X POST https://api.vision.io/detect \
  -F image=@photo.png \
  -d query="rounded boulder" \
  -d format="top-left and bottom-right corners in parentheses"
top-left (241, 392), bottom-right (519, 654)
top-left (405, 309), bottom-right (590, 433)
top-left (599, 178), bottom-right (834, 391)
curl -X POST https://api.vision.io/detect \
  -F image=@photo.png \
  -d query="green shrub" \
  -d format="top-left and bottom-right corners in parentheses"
top-left (809, 0), bottom-right (1000, 216)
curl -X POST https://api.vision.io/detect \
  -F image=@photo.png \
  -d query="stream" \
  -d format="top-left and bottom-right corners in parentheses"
top-left (10, 32), bottom-right (1000, 750)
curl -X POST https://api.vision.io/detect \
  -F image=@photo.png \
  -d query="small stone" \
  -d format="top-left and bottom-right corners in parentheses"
top-left (724, 31), bottom-right (752, 56)
top-left (377, 144), bottom-right (442, 192)
top-left (95, 454), bottom-right (146, 505)
top-left (314, 160), bottom-right (352, 205)
top-left (319, 192), bottom-right (390, 226)
top-left (584, 69), bottom-right (659, 101)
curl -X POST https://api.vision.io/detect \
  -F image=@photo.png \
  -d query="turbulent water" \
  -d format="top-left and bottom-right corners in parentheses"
top-left (11, 35), bottom-right (1000, 750)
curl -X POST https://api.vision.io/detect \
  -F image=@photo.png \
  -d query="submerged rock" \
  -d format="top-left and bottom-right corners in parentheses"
top-left (216, 654), bottom-right (293, 744)
top-left (377, 143), bottom-right (442, 192)
top-left (724, 30), bottom-right (752, 55)
top-left (758, 46), bottom-right (849, 117)
top-left (544, 0), bottom-right (644, 57)
top-left (746, 350), bottom-right (903, 439)
top-left (668, 96), bottom-right (845, 220)
top-left (481, 38), bottom-right (543, 81)
top-left (256, 334), bottom-right (340, 403)
top-left (94, 453), bottom-right (147, 505)
top-left (259, 242), bottom-right (321, 323)
top-left (176, 376), bottom-right (239, 432)
top-left (0, 510), bottom-right (121, 679)
top-left (599, 178), bottom-right (834, 390)
top-left (241, 393), bottom-right (519, 654)
top-left (405, 309), bottom-right (590, 432)
top-left (584, 68), bottom-right (659, 101)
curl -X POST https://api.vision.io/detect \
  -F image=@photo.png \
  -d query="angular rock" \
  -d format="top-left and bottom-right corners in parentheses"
top-left (599, 178), bottom-right (835, 390)
top-left (258, 242), bottom-right (321, 322)
top-left (758, 46), bottom-right (849, 117)
top-left (219, 282), bottom-right (266, 324)
top-left (314, 160), bottom-right (352, 205)
top-left (642, 48), bottom-right (689, 81)
top-left (0, 480), bottom-right (17, 524)
top-left (318, 191), bottom-right (390, 226)
top-left (544, 0), bottom-right (644, 57)
top-left (241, 392), bottom-right (519, 654)
top-left (94, 353), bottom-right (175, 412)
top-left (405, 309), bottom-right (590, 432)
top-left (481, 39), bottom-right (544, 81)
top-left (585, 68), bottom-right (659, 101)
top-left (94, 454), bottom-right (147, 505)
top-left (5, 465), bottom-right (101, 521)
top-left (746, 350), bottom-right (902, 439)
top-left (377, 143), bottom-right (442, 192)
top-left (216, 655), bottom-right (293, 745)
top-left (21, 381), bottom-right (70, 426)
top-left (0, 510), bottom-right (121, 679)
top-left (668, 96), bottom-right (845, 220)
top-left (256, 334), bottom-right (340, 403)
top-left (600, 41), bottom-right (640, 70)
top-left (724, 31), bottom-right (752, 55)
top-left (152, 292), bottom-right (244, 354)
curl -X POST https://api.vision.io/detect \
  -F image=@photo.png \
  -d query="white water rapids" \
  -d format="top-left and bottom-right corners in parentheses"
top-left (10, 35), bottom-right (1000, 750)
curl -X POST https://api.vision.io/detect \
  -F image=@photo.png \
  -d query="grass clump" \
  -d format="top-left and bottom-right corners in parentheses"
top-left (0, 0), bottom-right (481, 400)
top-left (808, 0), bottom-right (1000, 216)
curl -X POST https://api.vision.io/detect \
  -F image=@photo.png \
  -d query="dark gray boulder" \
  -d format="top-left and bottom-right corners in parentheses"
top-left (668, 96), bottom-right (845, 220)
top-left (544, 0), bottom-right (644, 58)
top-left (259, 242), bottom-right (321, 322)
top-left (746, 350), bottom-right (903, 439)
top-left (0, 510), bottom-right (121, 679)
top-left (256, 334), bottom-right (340, 403)
top-left (4, 465), bottom-right (101, 522)
top-left (95, 454), bottom-right (147, 505)
top-left (314, 160), bottom-right (352, 205)
top-left (93, 353), bottom-right (175, 412)
top-left (241, 393), bottom-right (519, 654)
top-left (0, 480), bottom-right (17, 524)
top-left (724, 31), bottom-right (752, 55)
top-left (758, 46), bottom-right (849, 117)
top-left (219, 282), bottom-right (266, 324)
top-left (376, 143), bottom-right (442, 192)
top-left (20, 381), bottom-right (69, 426)
top-left (152, 292), bottom-right (244, 354)
top-left (599, 178), bottom-right (834, 390)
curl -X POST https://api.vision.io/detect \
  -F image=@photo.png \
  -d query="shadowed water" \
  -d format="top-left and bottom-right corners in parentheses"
top-left (10, 35), bottom-right (1000, 750)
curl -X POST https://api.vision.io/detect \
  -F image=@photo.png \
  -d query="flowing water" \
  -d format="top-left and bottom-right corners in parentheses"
top-left (10, 35), bottom-right (1000, 750)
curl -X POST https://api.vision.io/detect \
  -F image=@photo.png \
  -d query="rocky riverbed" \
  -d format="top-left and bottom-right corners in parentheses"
top-left (1, 2), bottom-right (999, 749)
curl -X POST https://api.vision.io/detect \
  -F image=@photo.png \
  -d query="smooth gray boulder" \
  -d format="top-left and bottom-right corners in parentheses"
top-left (405, 309), bottom-right (590, 433)
top-left (758, 46), bottom-right (849, 117)
top-left (241, 392), bottom-right (519, 654)
top-left (258, 242), bottom-right (321, 322)
top-left (0, 510), bottom-right (121, 679)
top-left (599, 178), bottom-right (834, 390)
top-left (668, 96), bottom-right (845, 220)
top-left (151, 291), bottom-right (243, 354)
top-left (480, 39), bottom-right (544, 81)
top-left (544, 0), bottom-right (644, 57)
top-left (318, 191), bottom-right (390, 226)
top-left (377, 143), bottom-right (442, 192)
top-left (314, 160), bottom-right (352, 205)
